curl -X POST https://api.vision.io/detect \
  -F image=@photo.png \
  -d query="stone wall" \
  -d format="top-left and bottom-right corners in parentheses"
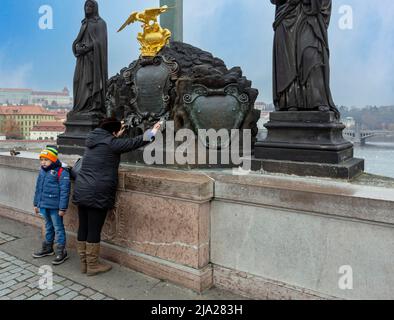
top-left (0, 140), bottom-right (51, 152)
top-left (209, 173), bottom-right (394, 300)
top-left (0, 155), bottom-right (213, 292)
top-left (0, 154), bottom-right (393, 299)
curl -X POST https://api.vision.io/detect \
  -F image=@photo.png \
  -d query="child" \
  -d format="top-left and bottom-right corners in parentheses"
top-left (33, 146), bottom-right (71, 265)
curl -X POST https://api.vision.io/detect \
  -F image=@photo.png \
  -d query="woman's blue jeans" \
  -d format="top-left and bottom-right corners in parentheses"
top-left (40, 208), bottom-right (66, 246)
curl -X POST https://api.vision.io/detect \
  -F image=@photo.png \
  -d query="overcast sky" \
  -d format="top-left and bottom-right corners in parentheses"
top-left (0, 0), bottom-right (393, 107)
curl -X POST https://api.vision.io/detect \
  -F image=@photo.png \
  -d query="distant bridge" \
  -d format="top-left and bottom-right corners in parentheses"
top-left (343, 124), bottom-right (394, 145)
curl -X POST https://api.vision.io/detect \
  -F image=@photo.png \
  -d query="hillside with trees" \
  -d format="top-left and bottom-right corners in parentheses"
top-left (339, 106), bottom-right (394, 131)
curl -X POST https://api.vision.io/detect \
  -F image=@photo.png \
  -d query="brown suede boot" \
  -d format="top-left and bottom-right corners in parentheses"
top-left (76, 241), bottom-right (87, 273)
top-left (86, 242), bottom-right (112, 276)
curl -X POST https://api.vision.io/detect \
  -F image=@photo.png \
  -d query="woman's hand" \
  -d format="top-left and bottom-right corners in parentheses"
top-left (115, 122), bottom-right (127, 138)
top-left (151, 122), bottom-right (162, 136)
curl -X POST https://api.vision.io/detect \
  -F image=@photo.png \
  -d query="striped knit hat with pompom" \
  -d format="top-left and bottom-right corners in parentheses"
top-left (39, 146), bottom-right (58, 163)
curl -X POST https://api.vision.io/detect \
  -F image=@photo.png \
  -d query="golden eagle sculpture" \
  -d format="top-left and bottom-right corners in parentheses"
top-left (118, 5), bottom-right (172, 57)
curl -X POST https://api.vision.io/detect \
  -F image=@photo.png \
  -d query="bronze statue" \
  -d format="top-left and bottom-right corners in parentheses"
top-left (271, 0), bottom-right (339, 117)
top-left (72, 0), bottom-right (108, 114)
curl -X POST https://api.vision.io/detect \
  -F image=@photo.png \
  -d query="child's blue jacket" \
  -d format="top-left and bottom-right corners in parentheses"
top-left (33, 161), bottom-right (71, 210)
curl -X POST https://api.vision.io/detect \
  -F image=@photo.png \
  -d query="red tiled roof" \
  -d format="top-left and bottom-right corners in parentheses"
top-left (0, 105), bottom-right (55, 116)
top-left (31, 121), bottom-right (65, 132)
top-left (51, 110), bottom-right (68, 120)
top-left (51, 110), bottom-right (68, 115)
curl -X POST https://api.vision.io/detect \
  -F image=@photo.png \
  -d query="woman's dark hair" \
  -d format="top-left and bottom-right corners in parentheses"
top-left (99, 117), bottom-right (122, 134)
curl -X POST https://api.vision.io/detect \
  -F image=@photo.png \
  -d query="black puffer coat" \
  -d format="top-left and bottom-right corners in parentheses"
top-left (73, 128), bottom-right (149, 209)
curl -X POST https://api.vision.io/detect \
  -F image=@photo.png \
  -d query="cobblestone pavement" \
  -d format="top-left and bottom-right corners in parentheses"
top-left (0, 216), bottom-right (245, 301)
top-left (0, 250), bottom-right (114, 300)
top-left (0, 232), bottom-right (17, 245)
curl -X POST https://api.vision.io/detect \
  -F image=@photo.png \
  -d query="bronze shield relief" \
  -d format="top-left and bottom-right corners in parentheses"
top-left (182, 84), bottom-right (250, 149)
top-left (127, 56), bottom-right (179, 118)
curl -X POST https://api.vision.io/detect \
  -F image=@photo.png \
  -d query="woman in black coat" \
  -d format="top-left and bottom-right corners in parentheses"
top-left (73, 118), bottom-right (160, 276)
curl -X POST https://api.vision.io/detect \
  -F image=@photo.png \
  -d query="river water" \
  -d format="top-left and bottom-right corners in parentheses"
top-left (354, 142), bottom-right (394, 179)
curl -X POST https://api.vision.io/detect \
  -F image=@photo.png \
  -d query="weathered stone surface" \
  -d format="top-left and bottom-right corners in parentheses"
top-left (209, 172), bottom-right (394, 225)
top-left (249, 157), bottom-right (365, 180)
top-left (2, 155), bottom-right (394, 299)
top-left (65, 191), bottom-right (210, 269)
top-left (121, 166), bottom-right (213, 201)
top-left (66, 235), bottom-right (213, 293)
top-left (211, 199), bottom-right (394, 300)
top-left (213, 265), bottom-right (336, 300)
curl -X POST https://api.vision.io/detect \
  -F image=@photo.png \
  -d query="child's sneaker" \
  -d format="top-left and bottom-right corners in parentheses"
top-left (52, 245), bottom-right (68, 265)
top-left (32, 242), bottom-right (55, 258)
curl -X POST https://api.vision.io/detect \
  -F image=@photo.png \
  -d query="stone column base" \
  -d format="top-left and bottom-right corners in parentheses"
top-left (254, 111), bottom-right (364, 179)
top-left (58, 112), bottom-right (104, 156)
top-left (247, 157), bottom-right (364, 180)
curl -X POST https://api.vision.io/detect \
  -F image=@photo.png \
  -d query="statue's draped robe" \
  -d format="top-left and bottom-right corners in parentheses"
top-left (272, 0), bottom-right (338, 115)
top-left (72, 2), bottom-right (108, 113)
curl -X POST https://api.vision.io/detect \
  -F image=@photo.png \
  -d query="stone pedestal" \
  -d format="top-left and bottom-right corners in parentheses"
top-left (65, 166), bottom-right (214, 292)
top-left (57, 111), bottom-right (104, 155)
top-left (253, 111), bottom-right (364, 179)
